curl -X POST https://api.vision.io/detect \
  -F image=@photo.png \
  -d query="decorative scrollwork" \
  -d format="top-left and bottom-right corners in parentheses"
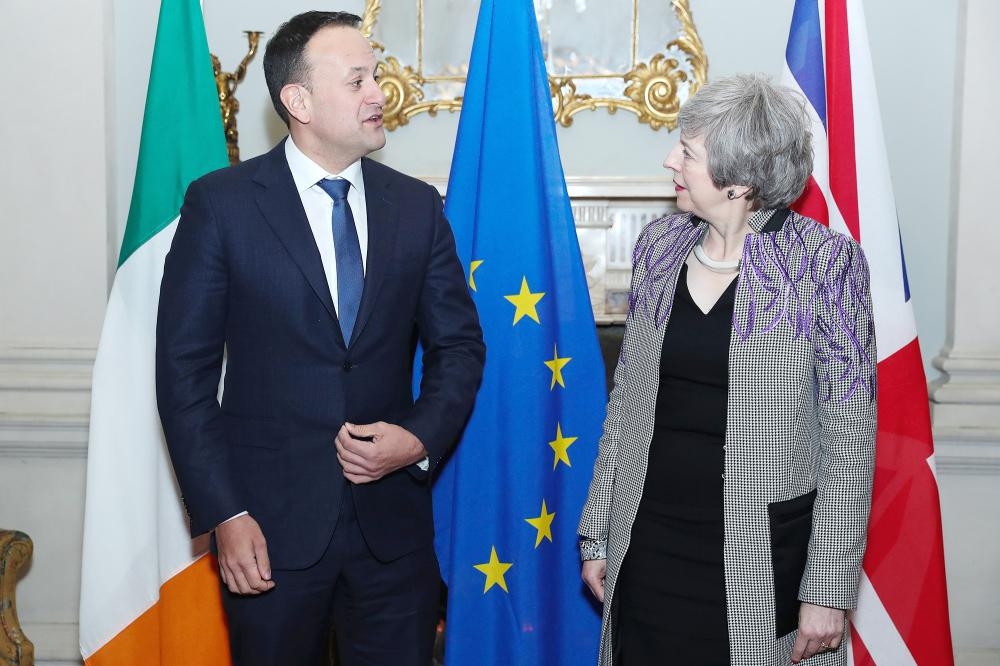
top-left (359, 0), bottom-right (383, 51)
top-left (549, 75), bottom-right (631, 127)
top-left (559, 0), bottom-right (708, 130)
top-left (670, 0), bottom-right (709, 86)
top-left (378, 57), bottom-right (425, 131)
top-left (367, 0), bottom-right (708, 132)
top-left (623, 53), bottom-right (686, 130)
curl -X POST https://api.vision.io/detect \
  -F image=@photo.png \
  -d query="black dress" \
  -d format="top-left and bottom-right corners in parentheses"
top-left (616, 263), bottom-right (736, 665)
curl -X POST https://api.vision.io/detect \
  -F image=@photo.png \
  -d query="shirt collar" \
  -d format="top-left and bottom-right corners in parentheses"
top-left (284, 137), bottom-right (364, 196)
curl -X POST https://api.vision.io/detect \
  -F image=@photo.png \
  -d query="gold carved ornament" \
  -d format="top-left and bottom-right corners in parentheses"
top-left (361, 0), bottom-right (708, 132)
top-left (210, 31), bottom-right (263, 165)
top-left (0, 530), bottom-right (34, 666)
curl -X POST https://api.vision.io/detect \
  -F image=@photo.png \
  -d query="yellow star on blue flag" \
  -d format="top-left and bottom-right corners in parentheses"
top-left (504, 276), bottom-right (545, 325)
top-left (525, 500), bottom-right (556, 547)
top-left (469, 259), bottom-right (484, 291)
top-left (473, 546), bottom-right (513, 593)
top-left (549, 423), bottom-right (578, 470)
top-left (544, 344), bottom-right (572, 389)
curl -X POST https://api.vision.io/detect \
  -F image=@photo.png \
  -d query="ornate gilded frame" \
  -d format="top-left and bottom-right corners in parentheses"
top-left (359, 0), bottom-right (707, 131)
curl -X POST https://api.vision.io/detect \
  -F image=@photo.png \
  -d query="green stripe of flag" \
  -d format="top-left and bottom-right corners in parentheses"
top-left (118, 0), bottom-right (229, 267)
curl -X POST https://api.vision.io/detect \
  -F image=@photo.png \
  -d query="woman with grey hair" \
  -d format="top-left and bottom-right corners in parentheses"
top-left (578, 73), bottom-right (876, 666)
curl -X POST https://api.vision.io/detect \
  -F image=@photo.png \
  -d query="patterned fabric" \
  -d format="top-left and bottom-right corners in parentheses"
top-left (578, 209), bottom-right (877, 666)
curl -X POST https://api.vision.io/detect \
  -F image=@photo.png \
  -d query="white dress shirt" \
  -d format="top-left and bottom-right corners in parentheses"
top-left (284, 137), bottom-right (368, 314)
top-left (285, 139), bottom-right (431, 472)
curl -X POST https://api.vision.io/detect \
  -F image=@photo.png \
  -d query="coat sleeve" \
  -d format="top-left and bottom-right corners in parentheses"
top-left (799, 235), bottom-right (878, 609)
top-left (576, 225), bottom-right (655, 560)
top-left (575, 328), bottom-right (628, 561)
top-left (155, 178), bottom-right (243, 537)
top-left (397, 189), bottom-right (486, 474)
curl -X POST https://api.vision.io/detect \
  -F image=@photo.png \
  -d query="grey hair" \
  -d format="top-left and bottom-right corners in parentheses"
top-left (678, 73), bottom-right (813, 210)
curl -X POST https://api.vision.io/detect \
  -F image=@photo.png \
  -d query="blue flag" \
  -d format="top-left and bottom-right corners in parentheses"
top-left (432, 0), bottom-right (605, 663)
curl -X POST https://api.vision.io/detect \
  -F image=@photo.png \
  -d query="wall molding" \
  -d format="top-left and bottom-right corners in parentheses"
top-left (933, 425), bottom-right (1000, 475)
top-left (1, 344), bottom-right (997, 472)
top-left (929, 351), bottom-right (1000, 474)
top-left (0, 346), bottom-right (94, 389)
top-left (0, 345), bottom-right (94, 459)
top-left (21, 621), bottom-right (80, 663)
top-left (0, 414), bottom-right (89, 458)
top-left (930, 352), bottom-right (1000, 432)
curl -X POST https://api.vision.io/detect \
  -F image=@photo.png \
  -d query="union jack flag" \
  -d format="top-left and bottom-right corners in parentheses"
top-left (782, 1), bottom-right (954, 663)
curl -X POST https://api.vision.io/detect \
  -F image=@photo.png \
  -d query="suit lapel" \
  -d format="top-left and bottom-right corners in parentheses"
top-left (351, 158), bottom-right (398, 345)
top-left (253, 141), bottom-right (338, 324)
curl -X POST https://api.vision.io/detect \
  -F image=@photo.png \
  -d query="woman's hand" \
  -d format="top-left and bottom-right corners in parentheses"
top-left (791, 603), bottom-right (846, 663)
top-left (581, 558), bottom-right (607, 603)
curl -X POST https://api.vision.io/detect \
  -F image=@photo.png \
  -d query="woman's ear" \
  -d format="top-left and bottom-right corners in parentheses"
top-left (726, 186), bottom-right (754, 201)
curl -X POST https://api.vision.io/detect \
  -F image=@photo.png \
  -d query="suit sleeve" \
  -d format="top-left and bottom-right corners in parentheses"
top-left (155, 178), bottom-right (243, 537)
top-left (799, 236), bottom-right (877, 609)
top-left (398, 190), bottom-right (486, 474)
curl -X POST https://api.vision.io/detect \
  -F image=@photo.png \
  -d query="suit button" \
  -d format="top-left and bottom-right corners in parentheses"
top-left (343, 361), bottom-right (353, 371)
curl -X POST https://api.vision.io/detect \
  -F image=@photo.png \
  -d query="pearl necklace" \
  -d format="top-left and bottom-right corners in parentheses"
top-left (692, 236), bottom-right (741, 273)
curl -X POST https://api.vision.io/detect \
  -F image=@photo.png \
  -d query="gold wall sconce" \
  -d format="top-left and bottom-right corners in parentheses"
top-left (211, 30), bottom-right (263, 164)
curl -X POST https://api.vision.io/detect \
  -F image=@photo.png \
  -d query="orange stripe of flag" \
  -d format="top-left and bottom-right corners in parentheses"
top-left (85, 555), bottom-right (231, 666)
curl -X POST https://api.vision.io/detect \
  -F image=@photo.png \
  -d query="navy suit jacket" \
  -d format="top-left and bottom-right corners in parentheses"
top-left (156, 140), bottom-right (485, 569)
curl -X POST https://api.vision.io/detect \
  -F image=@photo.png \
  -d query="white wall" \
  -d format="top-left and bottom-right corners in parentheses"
top-left (0, 0), bottom-right (110, 661)
top-left (0, 0), bottom-right (109, 344)
top-left (0, 0), bottom-right (993, 664)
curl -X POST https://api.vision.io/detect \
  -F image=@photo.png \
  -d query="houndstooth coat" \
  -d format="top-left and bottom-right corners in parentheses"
top-left (578, 208), bottom-right (877, 666)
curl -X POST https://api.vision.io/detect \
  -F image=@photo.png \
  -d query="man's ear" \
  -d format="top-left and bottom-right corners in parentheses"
top-left (280, 83), bottom-right (310, 125)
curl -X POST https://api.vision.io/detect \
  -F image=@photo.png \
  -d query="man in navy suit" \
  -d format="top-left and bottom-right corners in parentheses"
top-left (155, 11), bottom-right (485, 665)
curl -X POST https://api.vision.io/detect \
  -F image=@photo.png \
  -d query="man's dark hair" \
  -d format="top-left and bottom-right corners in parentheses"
top-left (263, 11), bottom-right (363, 125)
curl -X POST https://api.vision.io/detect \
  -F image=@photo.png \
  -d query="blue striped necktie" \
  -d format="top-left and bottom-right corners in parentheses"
top-left (317, 178), bottom-right (363, 343)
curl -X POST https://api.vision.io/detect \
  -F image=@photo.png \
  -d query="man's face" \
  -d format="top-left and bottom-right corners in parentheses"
top-left (295, 26), bottom-right (386, 167)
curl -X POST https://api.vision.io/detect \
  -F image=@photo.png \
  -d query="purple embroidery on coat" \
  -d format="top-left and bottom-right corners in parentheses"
top-left (735, 215), bottom-right (875, 403)
top-left (629, 216), bottom-right (703, 327)
top-left (811, 233), bottom-right (876, 403)
top-left (626, 212), bottom-right (875, 404)
top-left (735, 217), bottom-right (815, 341)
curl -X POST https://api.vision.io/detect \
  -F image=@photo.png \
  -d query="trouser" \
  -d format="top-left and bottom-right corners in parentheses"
top-left (221, 490), bottom-right (440, 666)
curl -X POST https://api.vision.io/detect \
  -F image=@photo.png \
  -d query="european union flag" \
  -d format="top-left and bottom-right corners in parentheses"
top-left (431, 0), bottom-right (605, 663)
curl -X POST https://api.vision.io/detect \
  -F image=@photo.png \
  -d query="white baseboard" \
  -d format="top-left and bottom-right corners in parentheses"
top-left (20, 618), bottom-right (1000, 664)
top-left (22, 621), bottom-right (81, 663)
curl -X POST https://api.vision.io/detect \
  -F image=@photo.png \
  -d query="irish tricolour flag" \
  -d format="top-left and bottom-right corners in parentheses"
top-left (79, 0), bottom-right (231, 662)
top-left (782, 0), bottom-right (954, 663)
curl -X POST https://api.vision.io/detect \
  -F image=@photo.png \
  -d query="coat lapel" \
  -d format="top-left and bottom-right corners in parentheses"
top-left (252, 141), bottom-right (338, 324)
top-left (351, 158), bottom-right (398, 346)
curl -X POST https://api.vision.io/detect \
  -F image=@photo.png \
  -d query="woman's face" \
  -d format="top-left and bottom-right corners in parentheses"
top-left (663, 134), bottom-right (729, 220)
